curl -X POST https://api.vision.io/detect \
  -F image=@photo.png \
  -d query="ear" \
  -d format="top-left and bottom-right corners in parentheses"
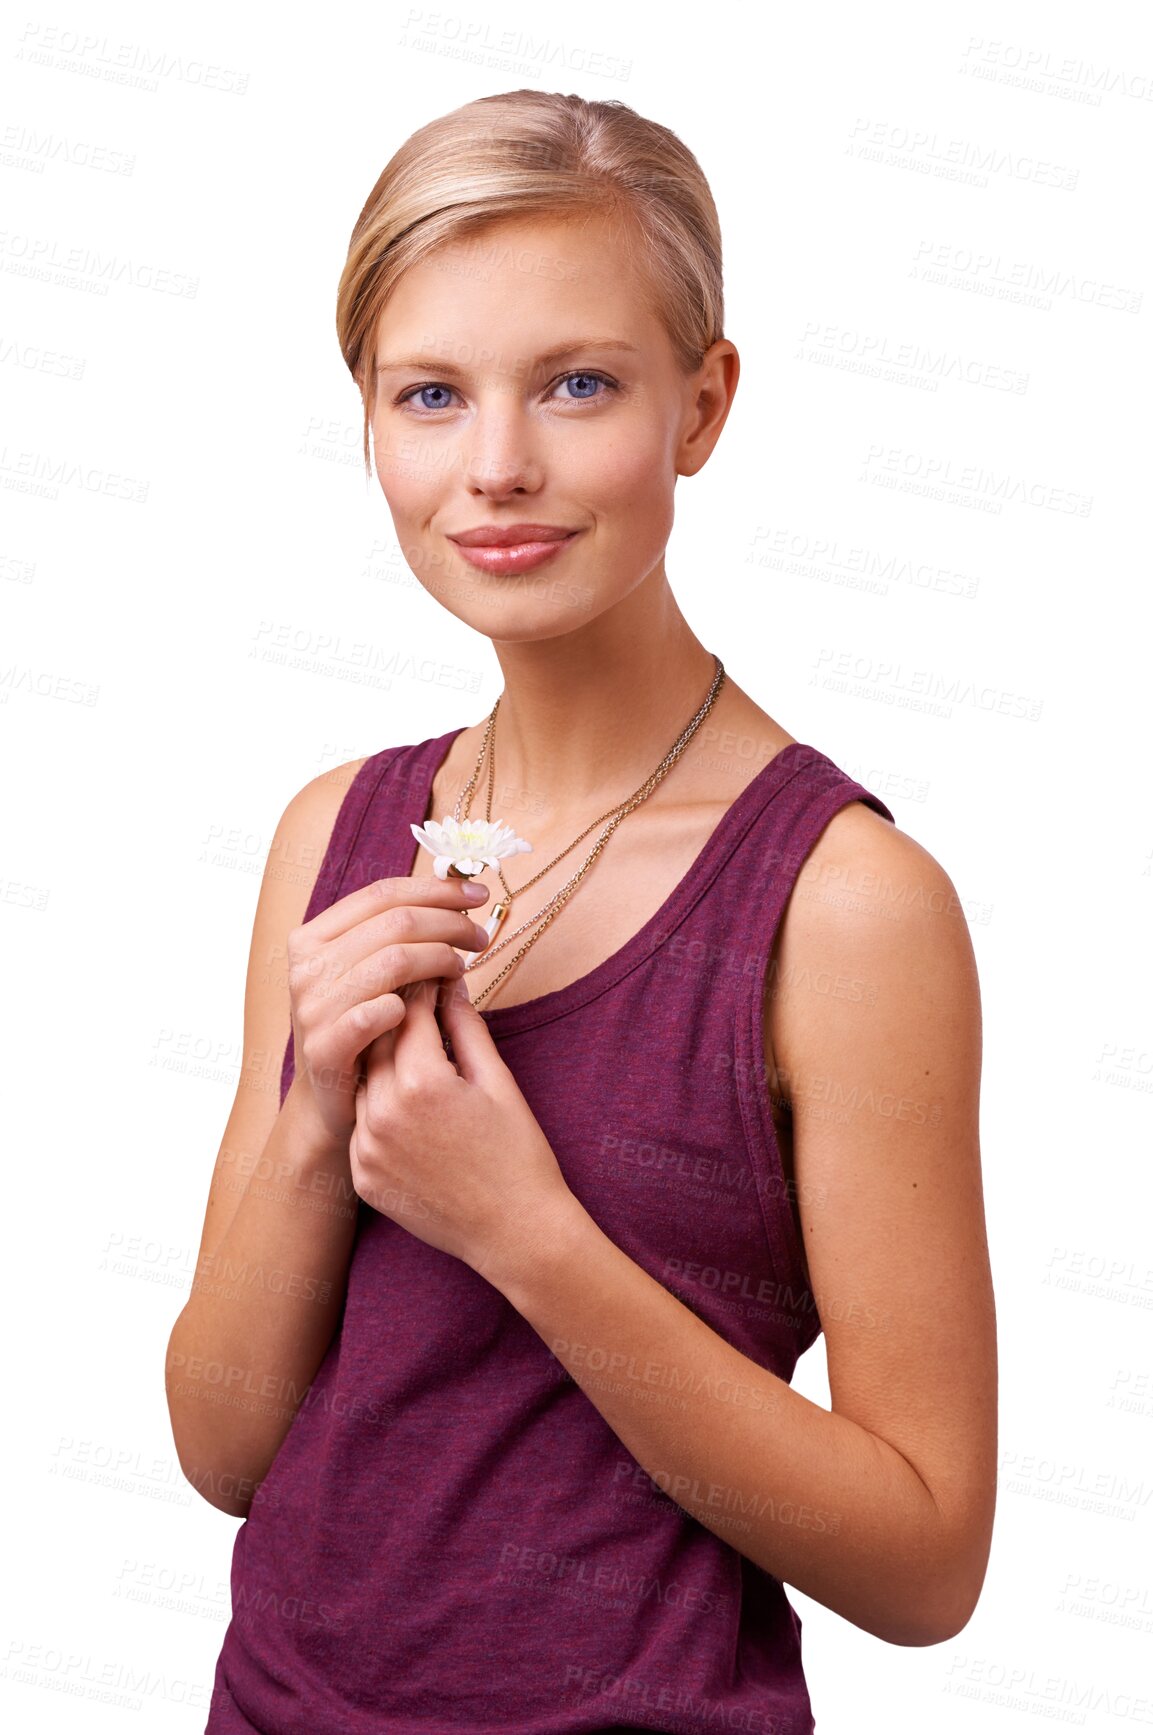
top-left (677, 339), bottom-right (740, 478)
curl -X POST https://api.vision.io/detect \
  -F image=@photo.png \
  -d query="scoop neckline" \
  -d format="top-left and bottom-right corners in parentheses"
top-left (404, 725), bottom-right (813, 1036)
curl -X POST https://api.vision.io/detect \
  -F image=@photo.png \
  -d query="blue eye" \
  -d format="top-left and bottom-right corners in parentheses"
top-left (395, 370), bottom-right (617, 414)
top-left (556, 372), bottom-right (607, 399)
top-left (413, 383), bottom-right (455, 410)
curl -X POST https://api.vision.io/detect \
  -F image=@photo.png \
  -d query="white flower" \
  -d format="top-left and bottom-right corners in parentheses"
top-left (409, 814), bottom-right (533, 880)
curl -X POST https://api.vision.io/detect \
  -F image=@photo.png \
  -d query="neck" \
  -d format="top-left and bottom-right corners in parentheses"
top-left (477, 571), bottom-right (721, 816)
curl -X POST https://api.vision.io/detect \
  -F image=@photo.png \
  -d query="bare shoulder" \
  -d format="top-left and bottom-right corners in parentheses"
top-left (763, 796), bottom-right (995, 1631)
top-left (251, 752), bottom-right (373, 1004)
top-left (766, 796), bottom-right (982, 1110)
top-left (187, 754), bottom-right (370, 1274)
top-left (278, 756), bottom-right (372, 852)
top-left (784, 797), bottom-right (975, 962)
top-left (226, 746), bottom-right (374, 1050)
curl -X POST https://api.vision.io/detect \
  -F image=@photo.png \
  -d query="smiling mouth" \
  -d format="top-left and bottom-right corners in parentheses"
top-left (447, 530), bottom-right (580, 575)
top-left (448, 524), bottom-right (579, 547)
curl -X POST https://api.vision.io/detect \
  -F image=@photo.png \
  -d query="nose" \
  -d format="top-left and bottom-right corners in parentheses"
top-left (462, 395), bottom-right (543, 498)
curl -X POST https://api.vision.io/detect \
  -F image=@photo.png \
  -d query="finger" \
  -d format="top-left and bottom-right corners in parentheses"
top-left (361, 1022), bottom-right (396, 1088)
top-left (390, 974), bottom-right (458, 1092)
top-left (341, 925), bottom-right (469, 1079)
top-left (436, 971), bottom-right (495, 1085)
top-left (360, 1013), bottom-right (396, 1126)
top-left (330, 932), bottom-right (479, 1020)
top-left (359, 968), bottom-right (448, 1097)
top-left (302, 874), bottom-right (489, 948)
top-left (321, 919), bottom-right (485, 1054)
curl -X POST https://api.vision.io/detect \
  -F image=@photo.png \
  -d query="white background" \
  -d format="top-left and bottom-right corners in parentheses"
top-left (3, 0), bottom-right (1151, 1728)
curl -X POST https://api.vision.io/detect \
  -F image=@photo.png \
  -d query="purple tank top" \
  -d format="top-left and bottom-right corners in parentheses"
top-left (205, 728), bottom-right (895, 1735)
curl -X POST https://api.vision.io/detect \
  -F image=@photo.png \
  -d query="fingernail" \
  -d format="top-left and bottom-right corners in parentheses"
top-left (461, 883), bottom-right (487, 902)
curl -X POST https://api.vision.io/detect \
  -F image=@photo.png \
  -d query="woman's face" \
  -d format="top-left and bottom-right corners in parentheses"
top-left (366, 209), bottom-right (731, 642)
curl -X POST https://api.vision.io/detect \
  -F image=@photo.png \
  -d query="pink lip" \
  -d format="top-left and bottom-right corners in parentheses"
top-left (449, 524), bottom-right (579, 547)
top-left (448, 525), bottom-right (580, 576)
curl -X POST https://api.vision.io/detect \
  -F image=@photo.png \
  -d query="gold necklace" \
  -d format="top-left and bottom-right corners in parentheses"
top-left (454, 655), bottom-right (726, 1008)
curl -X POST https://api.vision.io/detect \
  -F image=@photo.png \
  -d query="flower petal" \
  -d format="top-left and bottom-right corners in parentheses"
top-left (410, 812), bottom-right (533, 874)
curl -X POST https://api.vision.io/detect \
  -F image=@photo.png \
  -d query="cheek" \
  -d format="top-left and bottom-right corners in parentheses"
top-left (370, 406), bottom-right (448, 496)
top-left (374, 459), bottom-right (404, 504)
top-left (373, 445), bottom-right (437, 513)
top-left (586, 450), bottom-right (677, 567)
top-left (583, 435), bottom-right (670, 511)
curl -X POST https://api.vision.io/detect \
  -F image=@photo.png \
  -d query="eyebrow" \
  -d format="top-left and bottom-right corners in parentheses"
top-left (374, 339), bottom-right (640, 375)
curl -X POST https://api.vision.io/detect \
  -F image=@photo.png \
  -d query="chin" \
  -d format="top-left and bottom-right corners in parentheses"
top-left (412, 570), bottom-right (601, 629)
top-left (459, 601), bottom-right (603, 644)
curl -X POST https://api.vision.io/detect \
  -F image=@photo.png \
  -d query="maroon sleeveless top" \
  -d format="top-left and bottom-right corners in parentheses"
top-left (205, 728), bottom-right (895, 1734)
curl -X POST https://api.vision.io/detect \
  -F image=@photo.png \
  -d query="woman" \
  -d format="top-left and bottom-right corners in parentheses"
top-left (169, 89), bottom-right (997, 1734)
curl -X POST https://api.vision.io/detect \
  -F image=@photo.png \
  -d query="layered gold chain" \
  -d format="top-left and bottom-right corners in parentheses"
top-left (454, 654), bottom-right (726, 1007)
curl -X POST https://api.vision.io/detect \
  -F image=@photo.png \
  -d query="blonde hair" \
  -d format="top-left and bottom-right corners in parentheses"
top-left (336, 90), bottom-right (726, 472)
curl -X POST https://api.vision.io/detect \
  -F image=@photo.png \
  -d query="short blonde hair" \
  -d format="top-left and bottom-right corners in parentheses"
top-left (336, 89), bottom-right (726, 472)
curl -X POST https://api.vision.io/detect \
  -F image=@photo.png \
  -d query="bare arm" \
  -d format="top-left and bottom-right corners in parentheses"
top-left (481, 804), bottom-right (997, 1645)
top-left (165, 1084), bottom-right (362, 1518)
top-left (165, 758), bottom-right (493, 1518)
top-left (165, 762), bottom-right (365, 1518)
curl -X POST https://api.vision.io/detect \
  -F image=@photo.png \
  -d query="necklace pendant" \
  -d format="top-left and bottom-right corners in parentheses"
top-left (485, 900), bottom-right (509, 943)
top-left (461, 900), bottom-right (509, 966)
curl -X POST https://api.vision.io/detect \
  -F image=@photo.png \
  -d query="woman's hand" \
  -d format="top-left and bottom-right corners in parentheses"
top-left (349, 971), bottom-right (578, 1285)
top-left (285, 875), bottom-right (493, 1147)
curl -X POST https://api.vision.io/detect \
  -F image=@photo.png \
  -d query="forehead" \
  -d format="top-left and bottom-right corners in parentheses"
top-left (375, 209), bottom-right (667, 353)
